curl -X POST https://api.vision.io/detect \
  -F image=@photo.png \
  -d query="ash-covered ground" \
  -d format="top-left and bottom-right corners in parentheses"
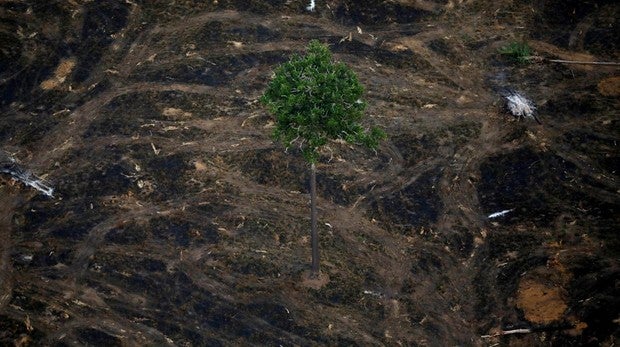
top-left (0, 0), bottom-right (618, 346)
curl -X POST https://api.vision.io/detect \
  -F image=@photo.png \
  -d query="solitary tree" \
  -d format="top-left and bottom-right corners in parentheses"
top-left (261, 40), bottom-right (385, 277)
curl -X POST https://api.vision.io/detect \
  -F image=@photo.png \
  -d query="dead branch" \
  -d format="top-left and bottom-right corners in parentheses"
top-left (482, 322), bottom-right (577, 339)
top-left (527, 55), bottom-right (620, 66)
top-left (481, 328), bottom-right (532, 338)
top-left (547, 59), bottom-right (620, 66)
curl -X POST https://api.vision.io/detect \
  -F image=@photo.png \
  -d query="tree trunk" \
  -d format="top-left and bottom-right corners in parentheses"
top-left (310, 162), bottom-right (319, 277)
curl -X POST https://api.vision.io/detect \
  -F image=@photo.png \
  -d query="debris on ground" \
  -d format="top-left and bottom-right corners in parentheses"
top-left (0, 151), bottom-right (54, 197)
top-left (502, 90), bottom-right (541, 124)
top-left (488, 208), bottom-right (514, 219)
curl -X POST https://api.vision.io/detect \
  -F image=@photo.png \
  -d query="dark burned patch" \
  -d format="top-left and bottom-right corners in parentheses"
top-left (57, 161), bottom-right (134, 199)
top-left (96, 265), bottom-right (197, 306)
top-left (187, 201), bottom-right (232, 218)
top-left (599, 155), bottom-right (619, 177)
top-left (193, 299), bottom-right (234, 329)
top-left (227, 250), bottom-right (280, 277)
top-left (410, 248), bottom-right (444, 275)
top-left (111, 90), bottom-right (217, 120)
top-left (246, 301), bottom-right (298, 331)
top-left (0, 3), bottom-right (76, 106)
top-left (144, 153), bottom-right (192, 201)
top-left (105, 222), bottom-right (149, 245)
top-left (486, 229), bottom-right (546, 260)
top-left (84, 92), bottom-right (214, 139)
top-left (93, 268), bottom-right (155, 300)
top-left (74, 1), bottom-right (130, 82)
top-left (139, 0), bottom-right (292, 23)
top-left (531, 1), bottom-right (618, 57)
top-left (92, 252), bottom-right (166, 274)
top-left (311, 273), bottom-right (363, 306)
top-left (139, 257), bottom-right (167, 272)
top-left (226, 0), bottom-right (289, 14)
top-left (442, 225), bottom-right (475, 257)
top-left (567, 255), bottom-right (620, 344)
top-left (9, 291), bottom-right (48, 314)
top-left (478, 147), bottom-right (583, 226)
top-left (130, 50), bottom-right (288, 86)
top-left (235, 218), bottom-right (275, 238)
top-left (226, 217), bottom-right (302, 257)
top-left (48, 210), bottom-right (109, 241)
top-left (15, 201), bottom-right (61, 235)
top-left (0, 2), bottom-right (29, 13)
top-left (581, 9), bottom-right (619, 58)
top-left (538, 88), bottom-right (613, 121)
top-left (472, 228), bottom-right (548, 324)
top-left (0, 314), bottom-right (45, 345)
top-left (139, 290), bottom-right (232, 346)
top-left (578, 196), bottom-right (620, 248)
top-left (195, 20), bottom-right (282, 47)
top-left (334, 0), bottom-right (432, 25)
top-left (131, 316), bottom-right (209, 346)
top-left (225, 148), bottom-right (306, 191)
top-left (330, 39), bottom-right (427, 70)
top-left (561, 130), bottom-right (619, 176)
top-left (392, 133), bottom-right (437, 165)
top-left (76, 327), bottom-right (122, 347)
top-left (392, 121), bottom-right (481, 166)
top-left (55, 144), bottom-right (137, 200)
top-left (315, 172), bottom-right (362, 206)
top-left (14, 193), bottom-right (112, 242)
top-left (428, 38), bottom-right (458, 60)
top-left (150, 216), bottom-right (219, 247)
top-left (0, 109), bottom-right (62, 146)
top-left (370, 168), bottom-right (444, 233)
top-left (34, 247), bottom-right (73, 267)
top-left (0, 30), bottom-right (22, 75)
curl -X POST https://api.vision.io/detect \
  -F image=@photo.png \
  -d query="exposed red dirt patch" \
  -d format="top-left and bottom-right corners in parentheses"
top-left (517, 278), bottom-right (567, 324)
top-left (598, 76), bottom-right (620, 97)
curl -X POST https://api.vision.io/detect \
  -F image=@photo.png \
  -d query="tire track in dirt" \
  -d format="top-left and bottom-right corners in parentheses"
top-left (66, 204), bottom-right (159, 284)
top-left (436, 115), bottom-right (517, 235)
top-left (29, 82), bottom-right (226, 170)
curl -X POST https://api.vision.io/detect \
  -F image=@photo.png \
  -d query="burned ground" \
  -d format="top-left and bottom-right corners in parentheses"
top-left (0, 0), bottom-right (618, 346)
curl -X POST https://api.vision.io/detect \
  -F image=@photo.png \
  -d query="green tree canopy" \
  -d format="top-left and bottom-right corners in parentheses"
top-left (261, 40), bottom-right (385, 163)
top-left (261, 40), bottom-right (385, 276)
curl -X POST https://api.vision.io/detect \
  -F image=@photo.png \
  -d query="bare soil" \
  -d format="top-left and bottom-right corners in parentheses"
top-left (0, 0), bottom-right (618, 346)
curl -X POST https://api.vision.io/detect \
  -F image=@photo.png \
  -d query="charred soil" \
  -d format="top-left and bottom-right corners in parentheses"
top-left (0, 0), bottom-right (618, 346)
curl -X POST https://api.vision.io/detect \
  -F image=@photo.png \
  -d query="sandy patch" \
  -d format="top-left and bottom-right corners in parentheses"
top-left (40, 57), bottom-right (76, 90)
top-left (162, 107), bottom-right (193, 120)
top-left (194, 160), bottom-right (208, 171)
